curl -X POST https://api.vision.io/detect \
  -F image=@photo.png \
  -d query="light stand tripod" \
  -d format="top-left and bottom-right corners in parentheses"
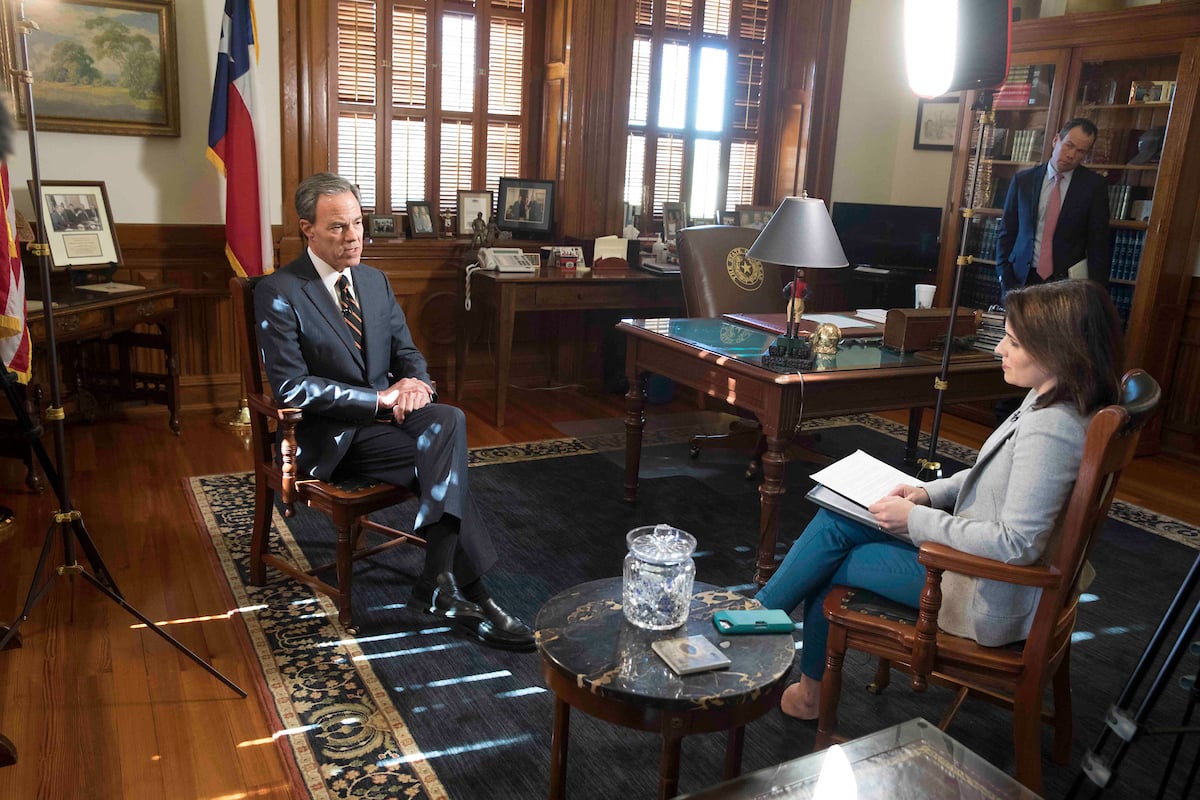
top-left (1065, 552), bottom-right (1200, 799)
top-left (917, 90), bottom-right (995, 481)
top-left (0, 5), bottom-right (243, 698)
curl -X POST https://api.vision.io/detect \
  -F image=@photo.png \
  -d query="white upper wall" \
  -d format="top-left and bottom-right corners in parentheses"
top-left (5, 0), bottom-right (283, 226)
top-left (830, 0), bottom-right (953, 211)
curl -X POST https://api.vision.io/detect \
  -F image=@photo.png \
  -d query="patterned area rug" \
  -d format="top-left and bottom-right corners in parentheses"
top-left (186, 413), bottom-right (1199, 799)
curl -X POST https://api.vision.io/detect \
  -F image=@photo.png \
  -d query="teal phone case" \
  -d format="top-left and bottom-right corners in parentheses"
top-left (712, 609), bottom-right (794, 635)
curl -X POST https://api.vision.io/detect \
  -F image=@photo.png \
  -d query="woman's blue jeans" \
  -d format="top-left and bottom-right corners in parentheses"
top-left (756, 509), bottom-right (927, 680)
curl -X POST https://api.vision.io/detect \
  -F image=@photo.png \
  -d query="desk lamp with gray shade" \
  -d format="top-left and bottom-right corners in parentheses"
top-left (745, 194), bottom-right (849, 371)
top-left (904, 0), bottom-right (1011, 479)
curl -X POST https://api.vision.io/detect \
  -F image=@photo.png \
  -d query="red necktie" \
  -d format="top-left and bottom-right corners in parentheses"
top-left (1036, 173), bottom-right (1060, 280)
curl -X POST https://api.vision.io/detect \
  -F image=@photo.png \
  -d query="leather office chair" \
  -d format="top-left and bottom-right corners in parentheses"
top-left (677, 225), bottom-right (796, 476)
top-left (230, 276), bottom-right (425, 631)
top-left (814, 369), bottom-right (1161, 793)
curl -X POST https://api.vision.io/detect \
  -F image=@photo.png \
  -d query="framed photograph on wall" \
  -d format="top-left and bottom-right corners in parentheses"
top-left (405, 202), bottom-right (436, 238)
top-left (913, 97), bottom-right (958, 151)
top-left (367, 213), bottom-right (399, 239)
top-left (2, 0), bottom-right (181, 137)
top-left (457, 190), bottom-right (493, 236)
top-left (497, 177), bottom-right (554, 236)
top-left (662, 201), bottom-right (687, 245)
top-left (735, 204), bottom-right (774, 230)
top-left (31, 180), bottom-right (121, 268)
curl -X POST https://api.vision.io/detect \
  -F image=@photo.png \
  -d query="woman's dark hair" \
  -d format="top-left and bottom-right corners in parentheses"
top-left (1004, 280), bottom-right (1123, 415)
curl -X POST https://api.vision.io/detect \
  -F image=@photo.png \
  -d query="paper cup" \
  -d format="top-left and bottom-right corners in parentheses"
top-left (915, 284), bottom-right (936, 309)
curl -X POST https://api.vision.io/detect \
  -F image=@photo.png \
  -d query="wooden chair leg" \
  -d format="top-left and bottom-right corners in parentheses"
top-left (867, 658), bottom-right (892, 694)
top-left (334, 514), bottom-right (354, 628)
top-left (1051, 648), bottom-right (1074, 766)
top-left (249, 474), bottom-right (273, 586)
top-left (815, 627), bottom-right (848, 751)
top-left (1012, 689), bottom-right (1045, 794)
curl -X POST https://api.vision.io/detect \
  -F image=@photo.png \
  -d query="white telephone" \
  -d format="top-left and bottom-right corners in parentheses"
top-left (478, 247), bottom-right (539, 273)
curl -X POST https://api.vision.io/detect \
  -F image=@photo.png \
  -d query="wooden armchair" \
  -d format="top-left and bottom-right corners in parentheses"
top-left (814, 369), bottom-right (1162, 793)
top-left (230, 276), bottom-right (424, 631)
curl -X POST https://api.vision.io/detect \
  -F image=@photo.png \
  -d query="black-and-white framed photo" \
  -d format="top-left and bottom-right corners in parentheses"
top-left (497, 177), bottom-right (554, 236)
top-left (457, 190), bottom-right (493, 236)
top-left (718, 210), bottom-right (738, 226)
top-left (913, 97), bottom-right (958, 151)
top-left (367, 213), bottom-right (399, 238)
top-left (662, 201), bottom-right (687, 245)
top-left (735, 204), bottom-right (774, 230)
top-left (405, 202), bottom-right (435, 238)
top-left (30, 180), bottom-right (121, 268)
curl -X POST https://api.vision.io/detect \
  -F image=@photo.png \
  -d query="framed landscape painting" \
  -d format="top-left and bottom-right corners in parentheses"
top-left (2, 0), bottom-right (180, 136)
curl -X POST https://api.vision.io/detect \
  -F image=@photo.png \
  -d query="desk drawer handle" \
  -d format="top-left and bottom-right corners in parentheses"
top-left (56, 315), bottom-right (80, 333)
top-left (136, 301), bottom-right (157, 317)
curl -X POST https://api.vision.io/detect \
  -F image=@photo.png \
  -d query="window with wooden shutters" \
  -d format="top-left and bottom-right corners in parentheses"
top-left (624, 0), bottom-right (772, 225)
top-left (333, 0), bottom-right (527, 216)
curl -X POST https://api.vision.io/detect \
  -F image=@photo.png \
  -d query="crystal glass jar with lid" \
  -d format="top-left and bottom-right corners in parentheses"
top-left (622, 523), bottom-right (697, 630)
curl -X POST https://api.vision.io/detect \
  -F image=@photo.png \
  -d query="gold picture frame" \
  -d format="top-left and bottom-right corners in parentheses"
top-left (2, 0), bottom-right (180, 137)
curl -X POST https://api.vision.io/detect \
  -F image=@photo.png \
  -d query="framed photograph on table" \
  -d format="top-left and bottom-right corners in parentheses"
top-left (405, 202), bottom-right (436, 238)
top-left (30, 180), bottom-right (121, 268)
top-left (497, 177), bottom-right (554, 236)
top-left (366, 213), bottom-right (399, 239)
top-left (457, 190), bottom-right (493, 236)
top-left (2, 0), bottom-right (181, 137)
top-left (913, 97), bottom-right (958, 151)
top-left (662, 201), bottom-right (687, 245)
top-left (735, 204), bottom-right (774, 230)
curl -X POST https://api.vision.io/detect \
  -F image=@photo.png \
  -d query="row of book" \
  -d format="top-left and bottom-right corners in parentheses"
top-left (993, 64), bottom-right (1053, 109)
top-left (961, 264), bottom-right (1002, 314)
top-left (983, 128), bottom-right (1045, 162)
top-left (1108, 284), bottom-right (1134, 330)
top-left (967, 218), bottom-right (1004, 261)
top-left (1107, 185), bottom-right (1152, 221)
top-left (1110, 229), bottom-right (1145, 281)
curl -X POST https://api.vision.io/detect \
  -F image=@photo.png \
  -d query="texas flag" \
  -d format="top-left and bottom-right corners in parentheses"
top-left (207, 0), bottom-right (272, 276)
top-left (0, 162), bottom-right (30, 383)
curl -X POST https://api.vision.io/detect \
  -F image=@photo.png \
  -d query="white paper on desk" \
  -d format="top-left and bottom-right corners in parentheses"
top-left (77, 281), bottom-right (146, 294)
top-left (809, 449), bottom-right (924, 508)
top-left (854, 308), bottom-right (888, 324)
top-left (593, 235), bottom-right (627, 261)
top-left (804, 313), bottom-right (874, 329)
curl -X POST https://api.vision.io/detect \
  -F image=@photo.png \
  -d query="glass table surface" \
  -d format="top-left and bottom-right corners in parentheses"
top-left (680, 717), bottom-right (1041, 799)
top-left (626, 318), bottom-right (978, 375)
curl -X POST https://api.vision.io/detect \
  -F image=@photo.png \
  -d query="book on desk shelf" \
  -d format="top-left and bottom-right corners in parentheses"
top-left (651, 635), bottom-right (732, 676)
top-left (805, 450), bottom-right (924, 536)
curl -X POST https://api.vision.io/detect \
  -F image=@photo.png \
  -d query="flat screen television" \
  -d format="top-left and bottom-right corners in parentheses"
top-left (831, 202), bottom-right (942, 270)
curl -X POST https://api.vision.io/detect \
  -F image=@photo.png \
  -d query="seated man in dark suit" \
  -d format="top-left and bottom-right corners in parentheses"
top-left (254, 172), bottom-right (534, 650)
top-left (995, 117), bottom-right (1111, 296)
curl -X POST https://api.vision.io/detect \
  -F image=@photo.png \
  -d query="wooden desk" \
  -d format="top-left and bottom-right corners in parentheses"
top-left (619, 318), bottom-right (1019, 586)
top-left (456, 266), bottom-right (681, 426)
top-left (27, 285), bottom-right (181, 433)
top-left (535, 578), bottom-right (794, 800)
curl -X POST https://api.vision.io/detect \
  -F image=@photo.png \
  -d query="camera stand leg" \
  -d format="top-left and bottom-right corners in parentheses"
top-left (1067, 552), bottom-right (1200, 798)
top-left (0, 370), bottom-right (245, 697)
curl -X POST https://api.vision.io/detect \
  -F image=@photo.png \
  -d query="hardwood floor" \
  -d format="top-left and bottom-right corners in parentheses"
top-left (0, 389), bottom-right (1196, 799)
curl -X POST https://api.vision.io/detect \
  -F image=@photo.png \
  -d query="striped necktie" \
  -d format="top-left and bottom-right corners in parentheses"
top-left (336, 275), bottom-right (363, 353)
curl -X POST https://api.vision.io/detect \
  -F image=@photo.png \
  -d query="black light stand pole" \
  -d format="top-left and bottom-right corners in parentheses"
top-left (917, 90), bottom-right (994, 481)
top-left (0, 5), bottom-right (244, 697)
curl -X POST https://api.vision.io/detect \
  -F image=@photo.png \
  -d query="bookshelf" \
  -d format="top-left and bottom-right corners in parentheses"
top-left (936, 4), bottom-right (1200, 451)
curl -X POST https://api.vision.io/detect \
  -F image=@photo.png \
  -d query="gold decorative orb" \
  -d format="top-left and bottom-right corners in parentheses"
top-left (813, 323), bottom-right (841, 355)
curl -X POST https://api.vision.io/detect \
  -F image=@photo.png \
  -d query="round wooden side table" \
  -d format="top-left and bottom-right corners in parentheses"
top-left (535, 578), bottom-right (795, 800)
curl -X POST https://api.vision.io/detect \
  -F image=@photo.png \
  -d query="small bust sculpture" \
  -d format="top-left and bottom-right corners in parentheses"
top-left (471, 212), bottom-right (487, 249)
top-left (812, 323), bottom-right (842, 356)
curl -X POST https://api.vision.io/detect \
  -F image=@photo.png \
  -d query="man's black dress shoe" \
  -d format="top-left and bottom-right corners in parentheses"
top-left (408, 572), bottom-right (484, 621)
top-left (472, 597), bottom-right (536, 651)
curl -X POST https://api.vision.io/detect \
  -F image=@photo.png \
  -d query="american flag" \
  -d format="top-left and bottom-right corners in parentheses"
top-left (0, 162), bottom-right (30, 383)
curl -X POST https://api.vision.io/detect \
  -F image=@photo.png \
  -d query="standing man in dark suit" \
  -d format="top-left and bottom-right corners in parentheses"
top-left (995, 118), bottom-right (1111, 296)
top-left (254, 172), bottom-right (534, 650)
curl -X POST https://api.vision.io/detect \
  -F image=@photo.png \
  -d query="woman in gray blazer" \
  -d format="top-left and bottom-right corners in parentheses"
top-left (758, 280), bottom-right (1123, 720)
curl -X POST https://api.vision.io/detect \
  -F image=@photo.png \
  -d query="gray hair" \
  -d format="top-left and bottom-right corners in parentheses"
top-left (294, 172), bottom-right (361, 223)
